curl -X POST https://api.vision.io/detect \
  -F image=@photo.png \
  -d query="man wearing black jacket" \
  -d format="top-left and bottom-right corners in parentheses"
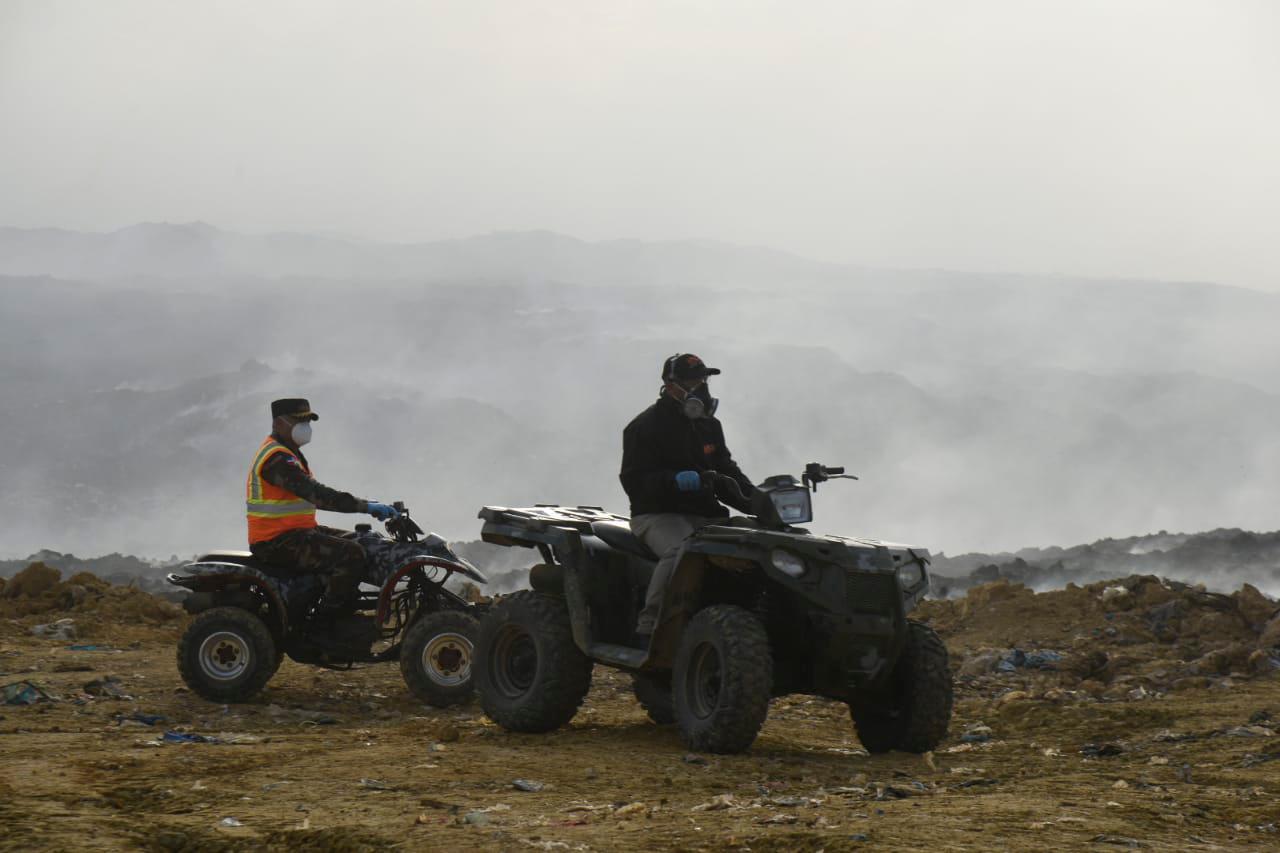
top-left (620, 354), bottom-right (755, 636)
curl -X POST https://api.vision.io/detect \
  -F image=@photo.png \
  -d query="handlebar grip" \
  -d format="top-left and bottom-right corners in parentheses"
top-left (827, 466), bottom-right (845, 475)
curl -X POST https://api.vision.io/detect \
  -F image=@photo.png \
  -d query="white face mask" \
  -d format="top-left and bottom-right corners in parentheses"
top-left (291, 422), bottom-right (312, 446)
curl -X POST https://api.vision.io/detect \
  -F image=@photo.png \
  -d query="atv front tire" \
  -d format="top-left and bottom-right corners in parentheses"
top-left (632, 673), bottom-right (675, 725)
top-left (850, 620), bottom-right (953, 753)
top-left (401, 610), bottom-right (478, 707)
top-left (672, 605), bottom-right (773, 754)
top-left (475, 591), bottom-right (592, 732)
top-left (177, 607), bottom-right (278, 703)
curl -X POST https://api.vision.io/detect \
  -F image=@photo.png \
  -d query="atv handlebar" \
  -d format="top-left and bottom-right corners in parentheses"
top-left (803, 462), bottom-right (857, 491)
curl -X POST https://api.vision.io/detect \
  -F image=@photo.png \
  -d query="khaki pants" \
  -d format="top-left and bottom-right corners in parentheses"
top-left (631, 513), bottom-right (717, 633)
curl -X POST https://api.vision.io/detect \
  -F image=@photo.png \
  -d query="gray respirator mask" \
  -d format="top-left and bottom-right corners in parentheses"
top-left (675, 383), bottom-right (718, 419)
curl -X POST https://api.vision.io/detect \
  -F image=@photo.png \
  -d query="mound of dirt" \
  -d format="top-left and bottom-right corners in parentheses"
top-left (918, 575), bottom-right (1280, 701)
top-left (0, 561), bottom-right (183, 626)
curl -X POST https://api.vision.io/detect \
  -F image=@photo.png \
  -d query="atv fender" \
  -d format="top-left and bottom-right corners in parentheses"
top-left (168, 570), bottom-right (290, 637)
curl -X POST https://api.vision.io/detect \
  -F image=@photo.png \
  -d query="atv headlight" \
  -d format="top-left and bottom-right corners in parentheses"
top-left (896, 560), bottom-right (925, 589)
top-left (770, 549), bottom-right (807, 578)
top-left (769, 486), bottom-right (813, 525)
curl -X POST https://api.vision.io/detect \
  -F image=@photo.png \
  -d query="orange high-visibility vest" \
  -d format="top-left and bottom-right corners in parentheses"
top-left (245, 436), bottom-right (317, 544)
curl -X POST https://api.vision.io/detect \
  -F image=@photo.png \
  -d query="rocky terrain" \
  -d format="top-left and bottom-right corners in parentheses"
top-left (2, 563), bottom-right (1279, 851)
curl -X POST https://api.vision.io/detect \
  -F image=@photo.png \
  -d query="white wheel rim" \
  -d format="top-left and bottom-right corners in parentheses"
top-left (421, 631), bottom-right (472, 687)
top-left (198, 630), bottom-right (252, 681)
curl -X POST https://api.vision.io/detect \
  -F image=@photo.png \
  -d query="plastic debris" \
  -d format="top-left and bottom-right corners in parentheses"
top-left (218, 817), bottom-right (243, 828)
top-left (359, 778), bottom-right (397, 791)
top-left (512, 779), bottom-right (545, 792)
top-left (1080, 742), bottom-right (1125, 757)
top-left (691, 794), bottom-right (736, 812)
top-left (67, 644), bottom-right (119, 652)
top-left (117, 712), bottom-right (167, 726)
top-left (31, 618), bottom-right (77, 641)
top-left (83, 676), bottom-right (131, 699)
top-left (163, 731), bottom-right (220, 744)
top-left (2, 680), bottom-right (57, 705)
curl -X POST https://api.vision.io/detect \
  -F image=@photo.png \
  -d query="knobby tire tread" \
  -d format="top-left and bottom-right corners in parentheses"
top-left (674, 604), bottom-right (773, 754)
top-left (400, 610), bottom-right (479, 708)
top-left (176, 606), bottom-right (277, 703)
top-left (477, 591), bottom-right (592, 733)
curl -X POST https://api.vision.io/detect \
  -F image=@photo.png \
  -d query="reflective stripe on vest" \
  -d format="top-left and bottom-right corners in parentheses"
top-left (245, 437), bottom-right (317, 544)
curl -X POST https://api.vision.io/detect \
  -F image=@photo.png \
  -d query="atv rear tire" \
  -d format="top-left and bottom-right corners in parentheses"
top-left (475, 591), bottom-right (592, 733)
top-left (177, 607), bottom-right (278, 703)
top-left (672, 605), bottom-right (772, 754)
top-left (850, 620), bottom-right (953, 753)
top-left (632, 673), bottom-right (675, 725)
top-left (401, 610), bottom-right (478, 707)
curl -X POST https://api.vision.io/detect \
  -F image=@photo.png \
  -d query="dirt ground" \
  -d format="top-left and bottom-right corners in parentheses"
top-left (2, 568), bottom-right (1279, 852)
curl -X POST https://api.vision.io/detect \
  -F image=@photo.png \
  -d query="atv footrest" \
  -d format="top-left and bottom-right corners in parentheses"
top-left (587, 642), bottom-right (647, 669)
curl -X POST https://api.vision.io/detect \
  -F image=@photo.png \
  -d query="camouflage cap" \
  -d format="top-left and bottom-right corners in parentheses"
top-left (271, 398), bottom-right (319, 421)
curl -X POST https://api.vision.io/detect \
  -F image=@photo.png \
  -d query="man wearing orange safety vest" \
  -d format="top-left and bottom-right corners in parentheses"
top-left (247, 398), bottom-right (400, 616)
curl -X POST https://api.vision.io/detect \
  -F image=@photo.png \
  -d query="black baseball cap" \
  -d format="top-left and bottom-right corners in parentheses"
top-left (271, 398), bottom-right (319, 421)
top-left (662, 353), bottom-right (721, 382)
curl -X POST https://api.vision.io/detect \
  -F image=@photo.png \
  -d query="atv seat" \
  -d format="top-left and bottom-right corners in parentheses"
top-left (590, 520), bottom-right (658, 562)
top-left (193, 550), bottom-right (299, 579)
top-left (195, 550), bottom-right (256, 565)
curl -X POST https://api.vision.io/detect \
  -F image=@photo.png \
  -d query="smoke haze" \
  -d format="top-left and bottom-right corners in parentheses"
top-left (2, 3), bottom-right (1277, 594)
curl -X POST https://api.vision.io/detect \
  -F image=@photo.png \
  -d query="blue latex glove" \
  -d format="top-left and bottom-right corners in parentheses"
top-left (368, 501), bottom-right (399, 521)
top-left (674, 470), bottom-right (703, 492)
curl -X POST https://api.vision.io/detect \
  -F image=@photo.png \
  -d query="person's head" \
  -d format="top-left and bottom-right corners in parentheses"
top-left (661, 353), bottom-right (720, 419)
top-left (270, 398), bottom-right (319, 446)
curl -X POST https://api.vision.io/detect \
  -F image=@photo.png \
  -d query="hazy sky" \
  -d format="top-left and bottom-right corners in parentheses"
top-left (3, 1), bottom-right (1277, 289)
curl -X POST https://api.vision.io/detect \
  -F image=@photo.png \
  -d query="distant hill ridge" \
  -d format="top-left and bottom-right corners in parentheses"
top-left (931, 527), bottom-right (1280, 597)
top-left (6, 527), bottom-right (1278, 599)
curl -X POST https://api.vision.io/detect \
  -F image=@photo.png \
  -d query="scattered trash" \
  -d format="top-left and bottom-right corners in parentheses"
top-left (2, 680), bottom-right (56, 705)
top-left (755, 813), bottom-right (799, 825)
top-left (692, 794), bottom-right (736, 812)
top-left (163, 731), bottom-right (220, 744)
top-left (613, 802), bottom-right (647, 818)
top-left (513, 779), bottom-right (545, 792)
top-left (463, 811), bottom-right (491, 826)
top-left (960, 723), bottom-right (993, 743)
top-left (1091, 835), bottom-right (1144, 848)
top-left (117, 712), bottom-right (167, 726)
top-left (955, 778), bottom-right (1000, 789)
top-left (218, 817), bottom-right (243, 828)
top-left (1224, 725), bottom-right (1275, 738)
top-left (32, 619), bottom-right (77, 641)
top-left (1080, 742), bottom-right (1125, 758)
top-left (67, 644), bottom-right (119, 652)
top-left (83, 676), bottom-right (130, 699)
top-left (359, 778), bottom-right (397, 791)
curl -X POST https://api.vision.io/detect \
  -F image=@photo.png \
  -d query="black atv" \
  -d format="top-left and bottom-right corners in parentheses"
top-left (168, 504), bottom-right (488, 707)
top-left (473, 465), bottom-right (952, 754)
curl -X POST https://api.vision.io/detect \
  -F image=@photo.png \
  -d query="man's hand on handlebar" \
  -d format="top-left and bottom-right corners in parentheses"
top-left (367, 501), bottom-right (400, 521)
top-left (674, 470), bottom-right (703, 492)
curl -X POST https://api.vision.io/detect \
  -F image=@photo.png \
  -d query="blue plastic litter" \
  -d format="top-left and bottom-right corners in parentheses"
top-left (163, 731), bottom-right (220, 744)
top-left (3, 680), bottom-right (56, 705)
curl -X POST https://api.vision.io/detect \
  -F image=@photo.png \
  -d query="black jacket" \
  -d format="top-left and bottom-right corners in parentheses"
top-left (620, 394), bottom-right (754, 518)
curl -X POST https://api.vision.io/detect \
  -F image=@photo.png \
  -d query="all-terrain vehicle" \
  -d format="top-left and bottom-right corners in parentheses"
top-left (473, 465), bottom-right (952, 754)
top-left (168, 504), bottom-right (488, 707)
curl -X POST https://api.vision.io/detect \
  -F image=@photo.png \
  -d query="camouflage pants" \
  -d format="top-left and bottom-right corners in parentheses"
top-left (251, 525), bottom-right (366, 604)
